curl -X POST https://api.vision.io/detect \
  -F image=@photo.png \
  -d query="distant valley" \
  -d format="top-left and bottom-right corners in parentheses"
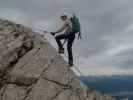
top-left (80, 75), bottom-right (133, 100)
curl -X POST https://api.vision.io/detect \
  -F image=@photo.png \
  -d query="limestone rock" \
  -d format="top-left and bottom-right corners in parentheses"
top-left (0, 19), bottom-right (115, 100)
top-left (1, 84), bottom-right (26, 100)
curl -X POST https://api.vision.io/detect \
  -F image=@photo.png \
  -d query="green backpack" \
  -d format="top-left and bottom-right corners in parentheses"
top-left (71, 14), bottom-right (81, 33)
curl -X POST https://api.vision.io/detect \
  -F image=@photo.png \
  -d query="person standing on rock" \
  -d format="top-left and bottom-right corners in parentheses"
top-left (50, 14), bottom-right (82, 67)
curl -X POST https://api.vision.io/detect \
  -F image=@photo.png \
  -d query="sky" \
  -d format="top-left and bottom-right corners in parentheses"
top-left (0, 0), bottom-right (133, 75)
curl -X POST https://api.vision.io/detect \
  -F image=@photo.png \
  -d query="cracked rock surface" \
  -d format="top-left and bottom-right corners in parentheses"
top-left (0, 19), bottom-right (115, 100)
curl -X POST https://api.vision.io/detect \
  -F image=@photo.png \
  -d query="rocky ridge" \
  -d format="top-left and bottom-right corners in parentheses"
top-left (0, 19), bottom-right (115, 100)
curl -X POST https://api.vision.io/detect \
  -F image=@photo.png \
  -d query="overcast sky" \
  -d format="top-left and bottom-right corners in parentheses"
top-left (0, 0), bottom-right (133, 75)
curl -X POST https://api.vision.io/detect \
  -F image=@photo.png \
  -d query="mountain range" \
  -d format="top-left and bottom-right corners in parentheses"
top-left (80, 75), bottom-right (133, 100)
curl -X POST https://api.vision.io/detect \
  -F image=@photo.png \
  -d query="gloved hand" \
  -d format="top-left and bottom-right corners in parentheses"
top-left (50, 32), bottom-right (56, 36)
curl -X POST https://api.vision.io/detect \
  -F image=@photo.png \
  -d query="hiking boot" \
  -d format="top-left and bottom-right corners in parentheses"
top-left (58, 48), bottom-right (64, 54)
top-left (68, 61), bottom-right (73, 67)
top-left (68, 63), bottom-right (73, 68)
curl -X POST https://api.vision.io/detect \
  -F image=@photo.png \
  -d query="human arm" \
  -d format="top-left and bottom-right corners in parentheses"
top-left (50, 23), bottom-right (67, 36)
top-left (54, 22), bottom-right (67, 34)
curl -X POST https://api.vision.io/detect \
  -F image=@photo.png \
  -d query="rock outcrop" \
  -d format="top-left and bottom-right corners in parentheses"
top-left (0, 19), bottom-right (115, 100)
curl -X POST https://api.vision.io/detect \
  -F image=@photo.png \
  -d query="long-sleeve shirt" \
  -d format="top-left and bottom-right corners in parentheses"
top-left (55, 19), bottom-right (72, 34)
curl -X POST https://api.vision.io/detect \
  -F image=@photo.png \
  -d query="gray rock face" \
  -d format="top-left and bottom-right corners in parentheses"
top-left (0, 19), bottom-right (115, 100)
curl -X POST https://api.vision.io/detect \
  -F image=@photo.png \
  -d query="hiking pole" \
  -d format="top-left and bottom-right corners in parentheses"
top-left (33, 28), bottom-right (49, 34)
top-left (33, 28), bottom-right (43, 32)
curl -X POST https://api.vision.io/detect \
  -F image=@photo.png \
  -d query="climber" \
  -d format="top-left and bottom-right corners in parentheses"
top-left (50, 13), bottom-right (82, 67)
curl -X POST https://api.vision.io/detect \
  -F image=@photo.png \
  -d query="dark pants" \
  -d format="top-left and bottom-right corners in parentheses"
top-left (55, 33), bottom-right (75, 65)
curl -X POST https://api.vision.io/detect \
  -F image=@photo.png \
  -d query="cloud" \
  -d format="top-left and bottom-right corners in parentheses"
top-left (0, 8), bottom-right (31, 25)
top-left (1, 0), bottom-right (133, 75)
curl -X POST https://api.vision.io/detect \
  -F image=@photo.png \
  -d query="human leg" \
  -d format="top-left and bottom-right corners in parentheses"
top-left (55, 34), bottom-right (67, 53)
top-left (67, 34), bottom-right (75, 66)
